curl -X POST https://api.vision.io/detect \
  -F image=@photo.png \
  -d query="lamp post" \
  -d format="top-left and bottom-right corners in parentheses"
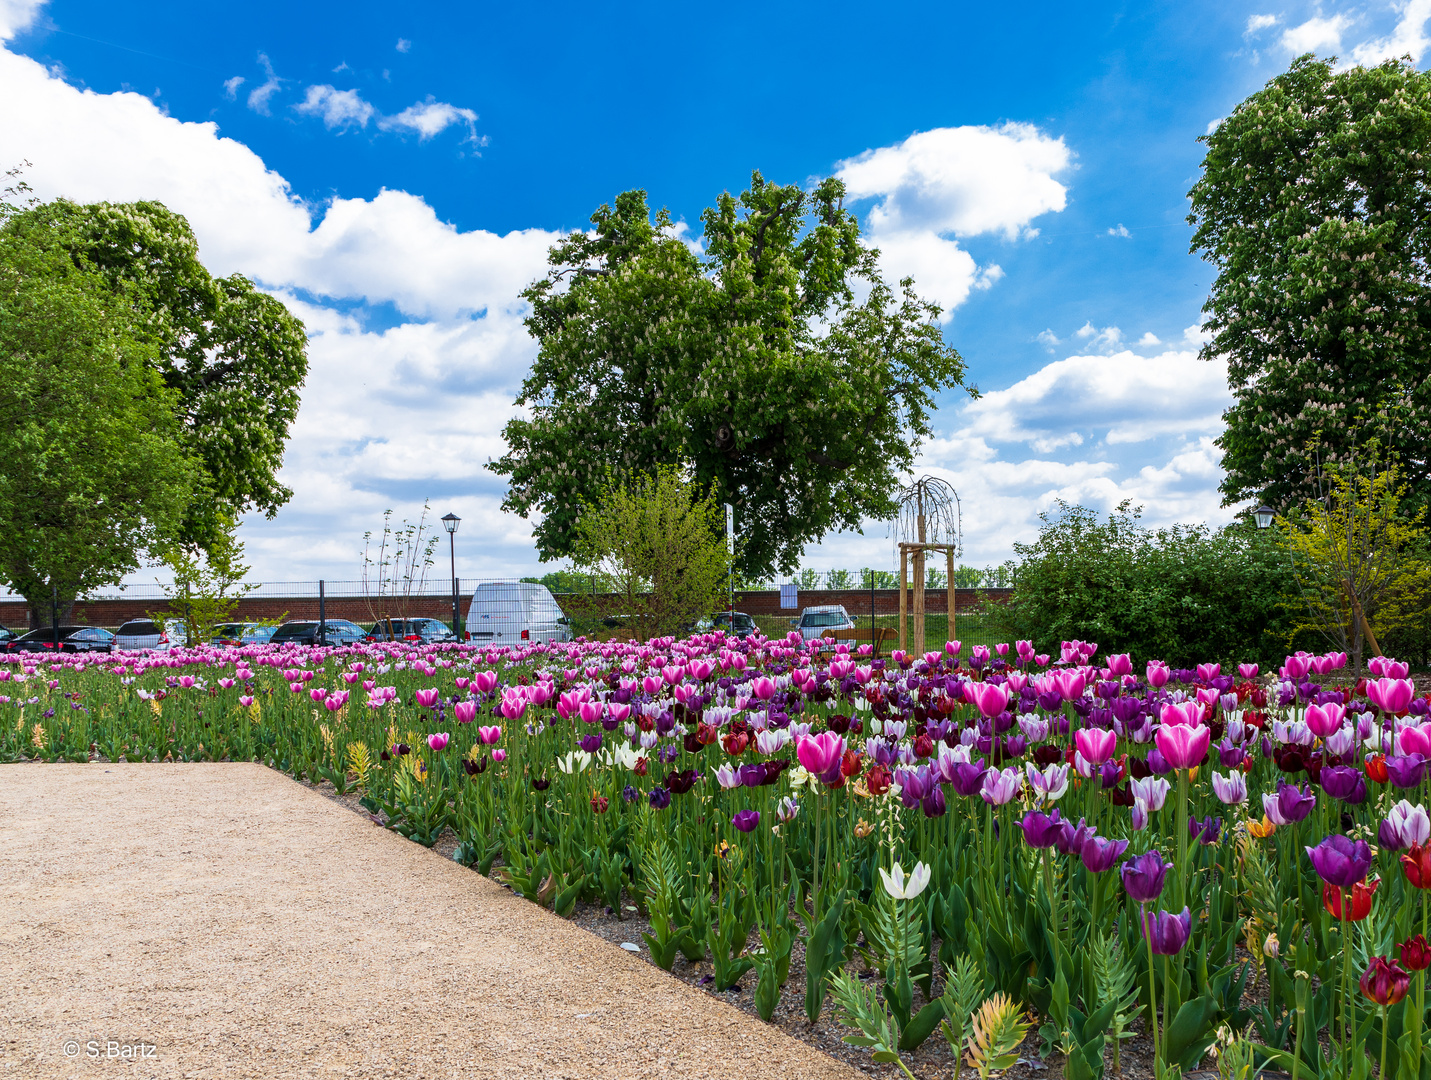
top-left (441, 512), bottom-right (461, 640)
top-left (1253, 505), bottom-right (1275, 530)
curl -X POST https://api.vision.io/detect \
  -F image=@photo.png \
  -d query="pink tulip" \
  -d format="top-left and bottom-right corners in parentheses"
top-left (1283, 653), bottom-right (1312, 679)
top-left (1105, 653), bottom-right (1132, 678)
top-left (1146, 662), bottom-right (1171, 688)
top-left (500, 692), bottom-right (527, 720)
top-left (608, 702), bottom-right (631, 723)
top-left (1237, 663), bottom-right (1259, 679)
top-left (310, 688), bottom-right (328, 702)
top-left (428, 732), bottom-right (449, 751)
top-left (1304, 702), bottom-right (1346, 738)
top-left (414, 688), bottom-right (440, 708)
top-left (1368, 678), bottom-right (1415, 715)
top-left (1160, 701), bottom-right (1204, 727)
top-left (1053, 670), bottom-right (1086, 701)
top-left (796, 731), bottom-right (845, 776)
top-left (752, 676), bottom-right (777, 701)
top-left (1075, 727), bottom-right (1117, 766)
top-left (491, 748), bottom-right (507, 763)
top-left (1196, 663), bottom-right (1220, 682)
top-left (478, 725), bottom-right (502, 744)
top-left (969, 681), bottom-right (1009, 719)
top-left (239, 695), bottom-right (254, 707)
top-left (473, 671), bottom-right (499, 693)
top-left (1155, 722), bottom-right (1210, 771)
top-left (1399, 726), bottom-right (1431, 757)
top-left (453, 700), bottom-right (477, 724)
top-left (579, 701), bottom-right (604, 724)
top-left (945, 640), bottom-right (962, 656)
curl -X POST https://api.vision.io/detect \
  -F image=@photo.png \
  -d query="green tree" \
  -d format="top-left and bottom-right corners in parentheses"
top-left (573, 467), bottom-right (732, 641)
top-left (1279, 452), bottom-right (1430, 673)
top-left (520, 568), bottom-right (603, 594)
top-left (490, 175), bottom-right (972, 578)
top-left (1188, 56), bottom-right (1431, 513)
top-left (0, 231), bottom-right (198, 626)
top-left (826, 569), bottom-right (855, 590)
top-left (1, 198), bottom-right (308, 546)
top-left (154, 512), bottom-right (256, 645)
top-left (997, 501), bottom-right (1295, 666)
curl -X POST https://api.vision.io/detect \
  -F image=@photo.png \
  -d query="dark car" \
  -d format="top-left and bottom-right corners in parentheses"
top-left (366, 617), bottom-right (455, 643)
top-left (7, 626), bottom-right (115, 654)
top-left (268, 620), bottom-right (367, 647)
top-left (713, 611), bottom-right (757, 637)
top-left (0, 626), bottom-right (13, 648)
top-left (209, 623), bottom-right (277, 647)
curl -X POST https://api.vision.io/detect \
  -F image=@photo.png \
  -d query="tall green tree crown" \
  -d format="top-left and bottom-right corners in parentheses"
top-left (1188, 55), bottom-right (1431, 512)
top-left (490, 173), bottom-right (972, 578)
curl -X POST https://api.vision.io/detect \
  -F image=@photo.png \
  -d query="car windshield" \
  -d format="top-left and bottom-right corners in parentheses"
top-left (800, 612), bottom-right (849, 627)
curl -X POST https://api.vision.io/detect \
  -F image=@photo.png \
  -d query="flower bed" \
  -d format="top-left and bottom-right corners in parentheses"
top-left (3, 632), bottom-right (1429, 1078)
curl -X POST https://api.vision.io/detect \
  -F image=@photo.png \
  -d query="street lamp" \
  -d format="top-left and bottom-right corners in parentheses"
top-left (1253, 505), bottom-right (1275, 530)
top-left (441, 512), bottom-right (461, 640)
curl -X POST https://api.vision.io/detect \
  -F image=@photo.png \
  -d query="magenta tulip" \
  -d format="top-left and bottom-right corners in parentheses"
top-left (428, 732), bottom-right (449, 752)
top-left (1369, 678), bottom-right (1415, 716)
top-left (796, 731), bottom-right (845, 776)
top-left (1075, 727), bottom-right (1117, 766)
top-left (1155, 722), bottom-right (1210, 770)
top-left (1305, 701), bottom-right (1346, 738)
top-left (969, 681), bottom-right (1009, 719)
top-left (453, 700), bottom-right (477, 724)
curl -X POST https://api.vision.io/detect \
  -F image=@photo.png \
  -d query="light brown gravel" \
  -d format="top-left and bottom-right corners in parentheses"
top-left (0, 762), bottom-right (863, 1080)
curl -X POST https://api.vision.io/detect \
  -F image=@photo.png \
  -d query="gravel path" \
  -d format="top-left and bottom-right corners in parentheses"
top-left (0, 763), bottom-right (863, 1080)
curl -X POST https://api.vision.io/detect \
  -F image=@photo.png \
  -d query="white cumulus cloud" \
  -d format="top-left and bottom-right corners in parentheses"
top-left (1281, 12), bottom-right (1353, 54)
top-left (294, 84), bottom-right (376, 130)
top-left (1351, 0), bottom-right (1431, 65)
top-left (835, 123), bottom-right (1071, 321)
top-left (0, 0), bottom-right (42, 39)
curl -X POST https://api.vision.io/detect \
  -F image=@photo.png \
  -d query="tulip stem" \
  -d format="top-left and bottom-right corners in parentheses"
top-left (1381, 1003), bottom-right (1390, 1080)
top-left (1175, 769), bottom-right (1189, 912)
top-left (1341, 897), bottom-right (1352, 1080)
top-left (1144, 903), bottom-right (1160, 1071)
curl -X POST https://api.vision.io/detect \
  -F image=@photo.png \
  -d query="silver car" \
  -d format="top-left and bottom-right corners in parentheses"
top-left (114, 618), bottom-right (189, 652)
top-left (794, 605), bottom-right (856, 649)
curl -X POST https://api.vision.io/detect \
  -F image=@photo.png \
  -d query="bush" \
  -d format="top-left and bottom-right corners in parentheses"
top-left (994, 501), bottom-right (1295, 667)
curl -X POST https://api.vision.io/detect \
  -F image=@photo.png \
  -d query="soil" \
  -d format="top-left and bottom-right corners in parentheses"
top-left (0, 762), bottom-right (863, 1079)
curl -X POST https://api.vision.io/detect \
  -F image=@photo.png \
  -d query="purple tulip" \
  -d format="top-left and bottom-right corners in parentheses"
top-left (731, 809), bottom-right (760, 833)
top-left (1387, 754), bottom-right (1428, 790)
top-left (1099, 758), bottom-right (1123, 789)
top-left (1056, 817), bottom-right (1097, 856)
top-left (1217, 740), bottom-right (1246, 768)
top-left (1081, 834), bottom-right (1129, 872)
top-left (1189, 815), bottom-right (1222, 846)
top-left (648, 786), bottom-right (672, 810)
top-left (1142, 906), bottom-right (1192, 955)
top-left (739, 763), bottom-right (767, 788)
top-left (1121, 849), bottom-right (1171, 903)
top-left (1270, 782), bottom-right (1316, 825)
top-left (1320, 765), bottom-right (1367, 805)
top-left (1146, 747), bottom-right (1173, 775)
top-left (1304, 834), bottom-right (1372, 889)
top-left (578, 733), bottom-right (603, 754)
top-left (1021, 808), bottom-right (1065, 849)
top-left (922, 785), bottom-right (947, 818)
top-left (949, 761), bottom-right (988, 798)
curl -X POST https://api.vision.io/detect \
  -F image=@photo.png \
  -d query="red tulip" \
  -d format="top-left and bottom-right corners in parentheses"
top-left (1361, 956), bottom-right (1410, 1006)
top-left (1323, 877), bottom-right (1379, 921)
top-left (1403, 844), bottom-right (1431, 889)
top-left (1399, 935), bottom-right (1431, 972)
top-left (1365, 754), bottom-right (1389, 784)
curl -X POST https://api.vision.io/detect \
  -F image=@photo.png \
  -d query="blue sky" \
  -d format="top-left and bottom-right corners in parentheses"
top-left (2, 0), bottom-right (1428, 584)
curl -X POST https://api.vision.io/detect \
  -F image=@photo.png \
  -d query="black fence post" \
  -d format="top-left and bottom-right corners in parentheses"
top-left (51, 584), bottom-right (59, 652)
top-left (318, 579), bottom-right (326, 647)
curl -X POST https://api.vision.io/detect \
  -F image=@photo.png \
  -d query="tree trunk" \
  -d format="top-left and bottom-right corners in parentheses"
top-left (25, 592), bottom-right (75, 630)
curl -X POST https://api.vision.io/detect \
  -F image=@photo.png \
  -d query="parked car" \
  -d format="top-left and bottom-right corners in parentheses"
top-left (0, 626), bottom-right (13, 648)
top-left (209, 623), bottom-right (277, 647)
top-left (7, 626), bottom-right (115, 654)
top-left (267, 619), bottom-right (367, 646)
top-left (712, 611), bottom-right (756, 637)
top-left (466, 582), bottom-right (571, 644)
top-left (114, 618), bottom-right (189, 652)
top-left (366, 617), bottom-right (455, 643)
top-left (793, 605), bottom-right (855, 649)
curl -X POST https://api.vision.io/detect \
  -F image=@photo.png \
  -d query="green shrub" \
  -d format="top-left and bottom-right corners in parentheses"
top-left (993, 501), bottom-right (1296, 667)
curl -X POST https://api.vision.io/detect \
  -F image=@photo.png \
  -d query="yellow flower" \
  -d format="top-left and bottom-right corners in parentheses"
top-left (1248, 815), bottom-right (1276, 839)
top-left (30, 722), bottom-right (46, 750)
top-left (854, 818), bottom-right (875, 839)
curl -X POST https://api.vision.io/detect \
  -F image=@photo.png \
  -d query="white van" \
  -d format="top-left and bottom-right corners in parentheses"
top-left (466, 582), bottom-right (571, 644)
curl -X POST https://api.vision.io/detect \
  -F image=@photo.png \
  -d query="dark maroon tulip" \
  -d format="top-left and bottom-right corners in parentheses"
top-left (1306, 834), bottom-right (1373, 889)
top-left (1401, 935), bottom-right (1431, 972)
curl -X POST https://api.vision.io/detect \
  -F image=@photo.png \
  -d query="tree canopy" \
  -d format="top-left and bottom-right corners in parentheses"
top-left (0, 230), bottom-right (198, 624)
top-left (1188, 55), bottom-right (1431, 513)
top-left (1, 198), bottom-right (309, 547)
top-left (489, 174), bottom-right (972, 578)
